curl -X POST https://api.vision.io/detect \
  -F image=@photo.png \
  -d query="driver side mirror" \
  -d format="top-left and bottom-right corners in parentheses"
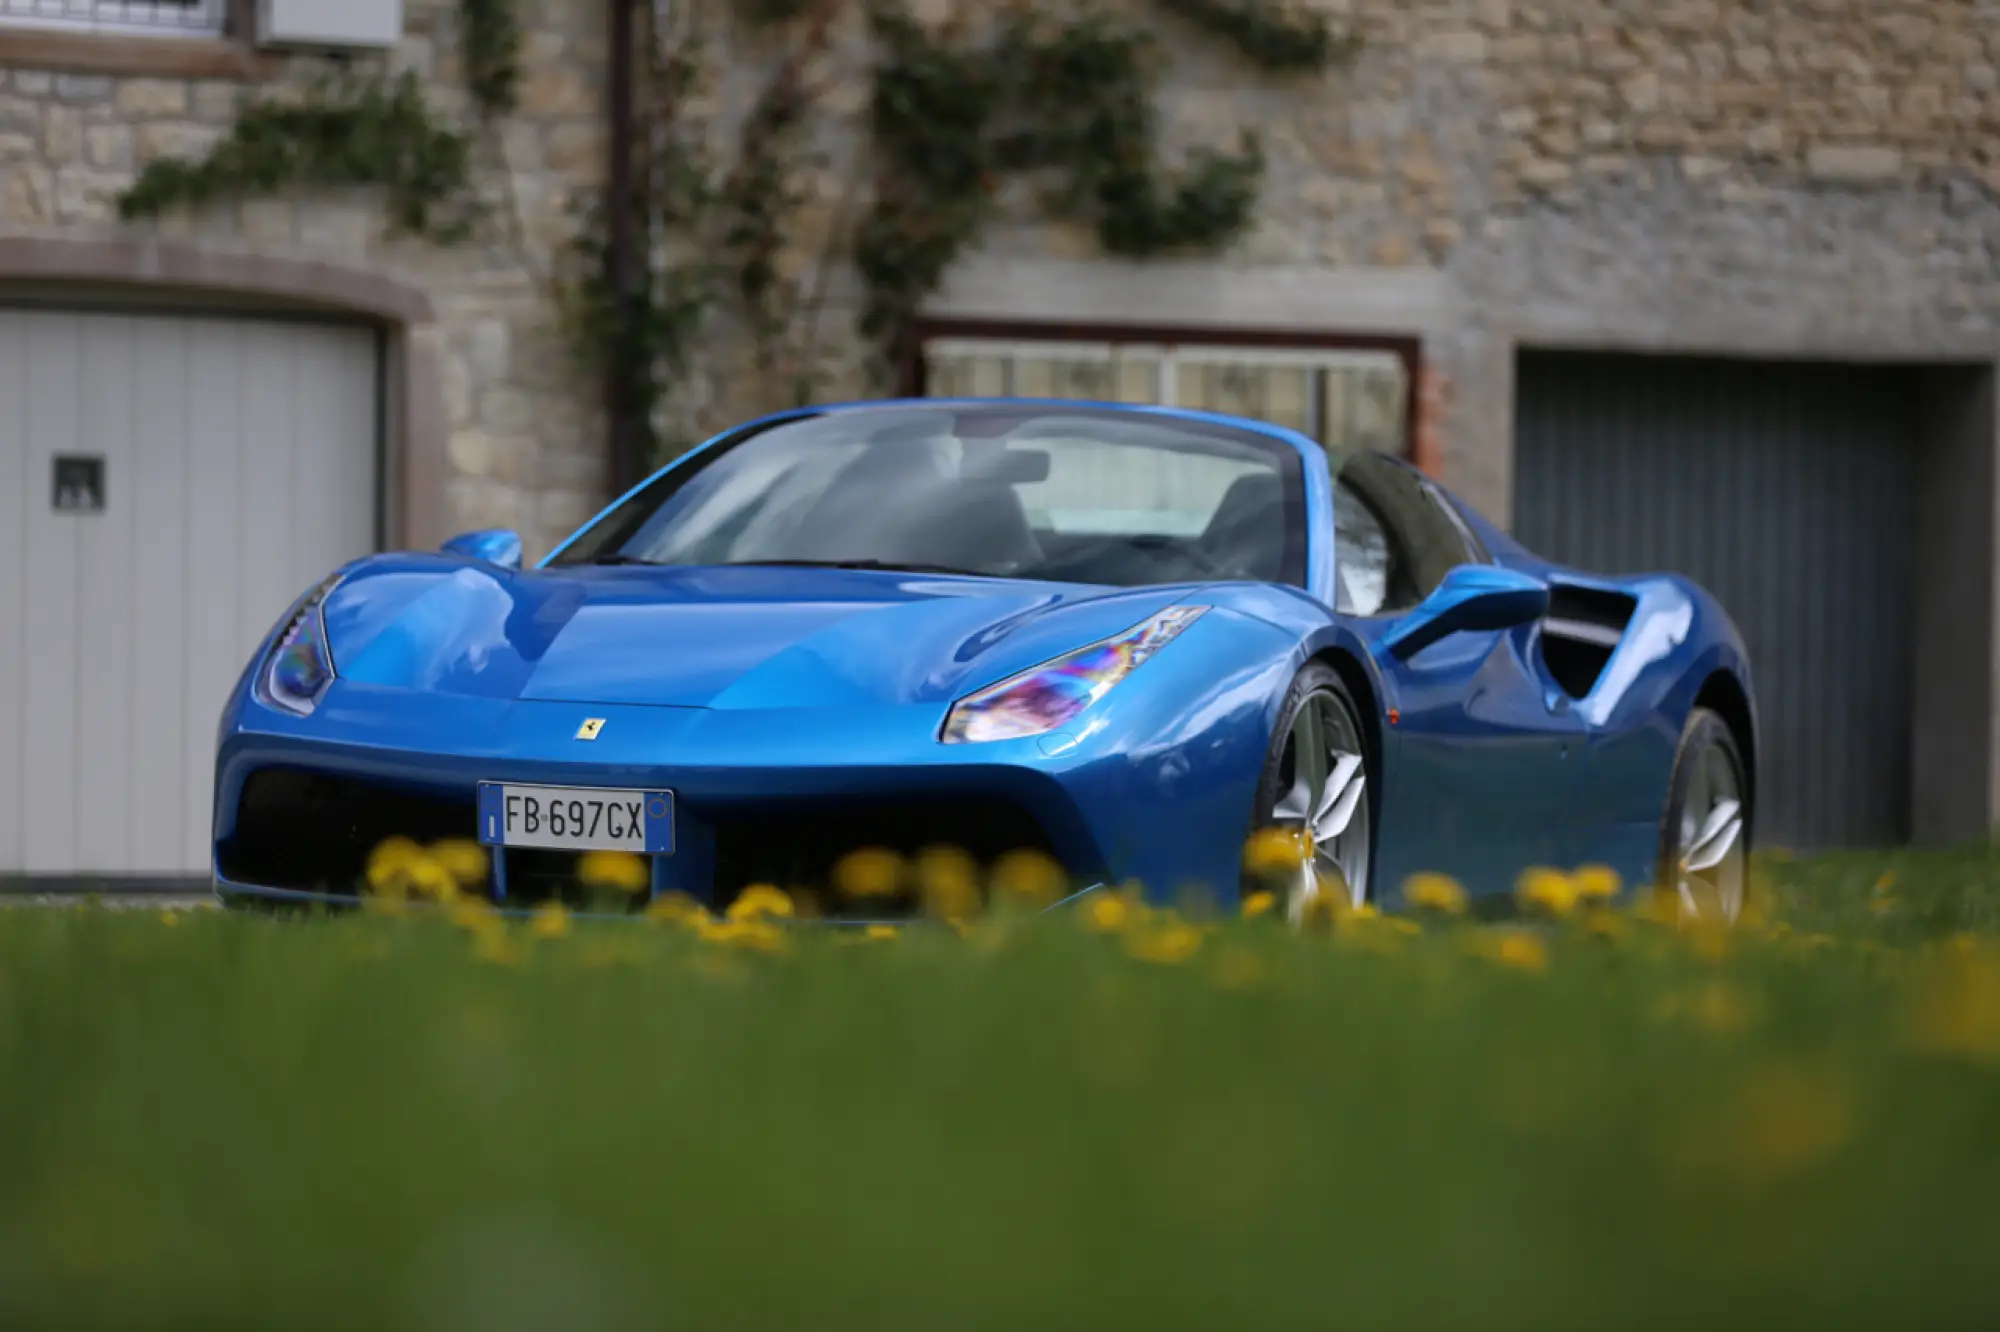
top-left (441, 528), bottom-right (523, 571)
top-left (1384, 565), bottom-right (1548, 661)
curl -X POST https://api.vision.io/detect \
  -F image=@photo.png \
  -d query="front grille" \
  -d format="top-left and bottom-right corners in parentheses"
top-left (219, 767), bottom-right (475, 897)
top-left (709, 796), bottom-right (1069, 920)
top-left (223, 770), bottom-right (1075, 918)
top-left (499, 848), bottom-right (650, 912)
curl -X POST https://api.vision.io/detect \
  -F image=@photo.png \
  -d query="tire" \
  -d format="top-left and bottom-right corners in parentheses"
top-left (1656, 706), bottom-right (1750, 921)
top-left (1250, 662), bottom-right (1373, 921)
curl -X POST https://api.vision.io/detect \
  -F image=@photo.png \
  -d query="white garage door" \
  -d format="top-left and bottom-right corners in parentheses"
top-left (0, 308), bottom-right (380, 880)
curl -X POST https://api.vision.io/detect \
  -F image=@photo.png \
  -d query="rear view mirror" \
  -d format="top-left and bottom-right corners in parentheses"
top-left (1385, 565), bottom-right (1548, 660)
top-left (441, 528), bottom-right (523, 571)
top-left (966, 449), bottom-right (1052, 485)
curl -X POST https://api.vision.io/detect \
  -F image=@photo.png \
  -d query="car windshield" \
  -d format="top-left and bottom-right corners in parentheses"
top-left (549, 405), bottom-right (1310, 588)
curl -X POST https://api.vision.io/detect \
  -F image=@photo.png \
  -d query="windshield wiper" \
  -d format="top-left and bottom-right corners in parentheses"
top-left (723, 559), bottom-right (994, 577)
top-left (583, 553), bottom-right (662, 566)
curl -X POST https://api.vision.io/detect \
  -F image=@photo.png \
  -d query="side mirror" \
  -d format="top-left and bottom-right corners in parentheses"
top-left (1385, 565), bottom-right (1548, 661)
top-left (441, 528), bottom-right (523, 571)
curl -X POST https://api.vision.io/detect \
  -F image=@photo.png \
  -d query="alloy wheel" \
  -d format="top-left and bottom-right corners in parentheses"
top-left (1270, 689), bottom-right (1371, 922)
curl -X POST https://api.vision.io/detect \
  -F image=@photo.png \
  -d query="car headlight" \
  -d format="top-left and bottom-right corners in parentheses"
top-left (258, 574), bottom-right (344, 716)
top-left (941, 606), bottom-right (1208, 744)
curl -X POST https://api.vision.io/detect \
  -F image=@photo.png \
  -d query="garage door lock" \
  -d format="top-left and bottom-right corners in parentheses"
top-left (52, 455), bottom-right (105, 514)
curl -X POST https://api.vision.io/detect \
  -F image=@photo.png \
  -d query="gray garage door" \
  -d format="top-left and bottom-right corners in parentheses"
top-left (1513, 352), bottom-right (1917, 853)
top-left (0, 308), bottom-right (380, 881)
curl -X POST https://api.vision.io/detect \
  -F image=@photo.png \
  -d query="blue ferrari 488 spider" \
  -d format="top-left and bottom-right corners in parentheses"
top-left (213, 399), bottom-right (1758, 921)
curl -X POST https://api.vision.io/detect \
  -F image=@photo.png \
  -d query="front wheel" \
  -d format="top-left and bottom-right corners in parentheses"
top-left (1656, 707), bottom-right (1750, 921)
top-left (1252, 663), bottom-right (1373, 923)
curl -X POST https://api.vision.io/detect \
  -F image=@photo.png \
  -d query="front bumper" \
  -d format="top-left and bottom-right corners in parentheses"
top-left (214, 685), bottom-right (1129, 915)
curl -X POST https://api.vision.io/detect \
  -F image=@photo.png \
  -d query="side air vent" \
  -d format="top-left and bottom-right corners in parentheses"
top-left (1539, 582), bottom-right (1638, 700)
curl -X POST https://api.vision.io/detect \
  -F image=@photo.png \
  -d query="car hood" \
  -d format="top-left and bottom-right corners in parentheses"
top-left (321, 557), bottom-right (1198, 709)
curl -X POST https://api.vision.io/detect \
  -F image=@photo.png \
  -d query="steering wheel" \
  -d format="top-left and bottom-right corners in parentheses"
top-left (1126, 534), bottom-right (1232, 578)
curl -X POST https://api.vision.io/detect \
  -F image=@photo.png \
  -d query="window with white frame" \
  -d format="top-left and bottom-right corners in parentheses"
top-left (923, 336), bottom-right (1411, 457)
top-left (0, 0), bottom-right (226, 36)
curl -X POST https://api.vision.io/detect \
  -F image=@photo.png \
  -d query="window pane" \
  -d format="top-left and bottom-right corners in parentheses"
top-left (1111, 356), bottom-right (1164, 404)
top-left (926, 351), bottom-right (1009, 397)
top-left (1175, 361), bottom-right (1315, 437)
top-left (1013, 355), bottom-right (1119, 400)
top-left (1326, 361), bottom-right (1408, 455)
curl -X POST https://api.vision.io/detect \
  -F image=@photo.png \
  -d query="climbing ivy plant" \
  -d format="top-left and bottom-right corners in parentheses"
top-left (116, 0), bottom-right (526, 236)
top-left (117, 72), bottom-right (481, 241)
top-left (460, 0), bottom-right (525, 117)
top-left (569, 0), bottom-right (1355, 463)
top-left (1155, 0), bottom-right (1352, 72)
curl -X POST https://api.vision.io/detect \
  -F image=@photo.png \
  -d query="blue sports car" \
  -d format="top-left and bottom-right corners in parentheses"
top-left (213, 399), bottom-right (1757, 921)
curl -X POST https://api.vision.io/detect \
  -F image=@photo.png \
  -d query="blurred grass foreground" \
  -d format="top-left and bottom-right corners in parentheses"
top-left (5, 847), bottom-right (2000, 1331)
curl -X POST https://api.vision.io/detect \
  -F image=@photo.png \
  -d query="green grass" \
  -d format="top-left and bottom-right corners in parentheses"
top-left (3, 850), bottom-right (2000, 1330)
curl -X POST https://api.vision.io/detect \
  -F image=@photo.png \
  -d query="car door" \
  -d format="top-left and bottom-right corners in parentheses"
top-left (1331, 454), bottom-right (1585, 900)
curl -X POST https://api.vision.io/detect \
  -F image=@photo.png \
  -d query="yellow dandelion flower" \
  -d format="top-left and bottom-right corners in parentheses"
top-left (1482, 928), bottom-right (1548, 973)
top-left (405, 855), bottom-right (461, 904)
top-left (1239, 890), bottom-right (1277, 920)
top-left (1243, 826), bottom-right (1309, 876)
top-left (644, 891), bottom-right (705, 925)
top-left (1903, 942), bottom-right (2000, 1062)
top-left (577, 850), bottom-right (650, 896)
top-left (1083, 890), bottom-right (1133, 933)
top-left (1385, 916), bottom-right (1421, 937)
top-left (430, 839), bottom-right (490, 889)
top-left (865, 923), bottom-right (901, 942)
top-left (1515, 867), bottom-right (1579, 918)
top-left (1124, 921), bottom-right (1203, 965)
top-left (915, 847), bottom-right (982, 923)
top-left (1403, 872), bottom-right (1467, 916)
top-left (366, 836), bottom-right (425, 895)
top-left (833, 847), bottom-right (905, 900)
top-left (703, 918), bottom-right (785, 954)
top-left (727, 884), bottom-right (796, 922)
top-left (1572, 864), bottom-right (1621, 904)
top-left (158, 910), bottom-right (181, 928)
top-left (914, 846), bottom-right (980, 921)
top-left (991, 848), bottom-right (1066, 907)
top-left (528, 902), bottom-right (571, 940)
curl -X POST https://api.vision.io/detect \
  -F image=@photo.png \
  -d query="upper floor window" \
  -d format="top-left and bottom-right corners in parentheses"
top-left (0, 0), bottom-right (227, 37)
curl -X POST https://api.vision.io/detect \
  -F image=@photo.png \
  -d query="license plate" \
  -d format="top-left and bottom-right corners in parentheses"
top-left (476, 783), bottom-right (674, 854)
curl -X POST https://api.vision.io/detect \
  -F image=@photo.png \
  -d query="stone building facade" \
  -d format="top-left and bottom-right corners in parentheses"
top-left (2, 0), bottom-right (1995, 864)
top-left (0, 0), bottom-right (613, 554)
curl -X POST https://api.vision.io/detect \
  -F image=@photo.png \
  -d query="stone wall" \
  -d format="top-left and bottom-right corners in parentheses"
top-left (4, 0), bottom-right (1993, 550)
top-left (664, 0), bottom-right (2000, 520)
top-left (0, 0), bottom-right (609, 559)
